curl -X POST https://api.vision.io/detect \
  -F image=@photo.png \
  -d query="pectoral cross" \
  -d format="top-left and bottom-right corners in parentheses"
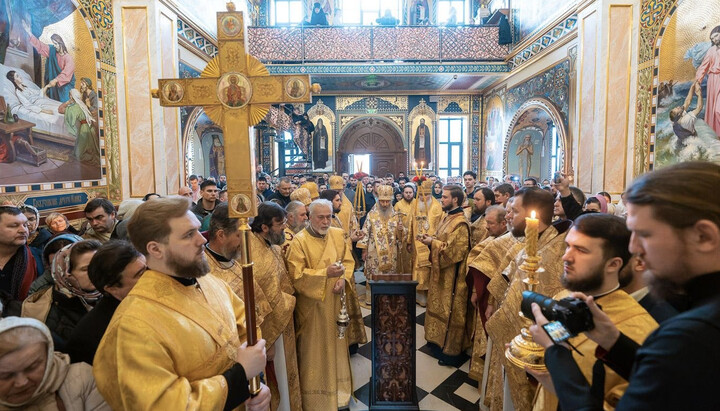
top-left (154, 3), bottom-right (319, 219)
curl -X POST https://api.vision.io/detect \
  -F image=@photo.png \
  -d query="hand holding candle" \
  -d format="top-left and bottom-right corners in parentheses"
top-left (525, 210), bottom-right (539, 257)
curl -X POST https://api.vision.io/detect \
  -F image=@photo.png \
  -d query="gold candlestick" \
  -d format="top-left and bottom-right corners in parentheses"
top-left (505, 210), bottom-right (546, 371)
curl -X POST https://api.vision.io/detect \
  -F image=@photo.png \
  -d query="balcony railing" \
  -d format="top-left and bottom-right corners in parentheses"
top-left (247, 25), bottom-right (509, 63)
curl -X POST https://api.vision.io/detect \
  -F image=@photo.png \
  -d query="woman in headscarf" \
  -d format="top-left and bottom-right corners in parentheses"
top-left (58, 89), bottom-right (99, 164)
top-left (308, 2), bottom-right (328, 25)
top-left (432, 181), bottom-right (443, 199)
top-left (0, 316), bottom-right (109, 410)
top-left (21, 241), bottom-right (102, 351)
top-left (18, 205), bottom-right (52, 275)
top-left (28, 234), bottom-right (84, 297)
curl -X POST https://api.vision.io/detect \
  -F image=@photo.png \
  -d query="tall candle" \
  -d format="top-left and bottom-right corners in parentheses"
top-left (525, 210), bottom-right (539, 257)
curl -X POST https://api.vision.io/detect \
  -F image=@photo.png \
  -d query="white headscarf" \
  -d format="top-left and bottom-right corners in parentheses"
top-left (0, 317), bottom-right (70, 410)
top-left (68, 88), bottom-right (95, 125)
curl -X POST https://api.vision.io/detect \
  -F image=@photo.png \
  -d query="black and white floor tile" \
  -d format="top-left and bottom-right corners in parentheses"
top-left (349, 274), bottom-right (481, 411)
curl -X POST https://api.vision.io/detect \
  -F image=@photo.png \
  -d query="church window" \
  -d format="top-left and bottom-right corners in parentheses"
top-left (272, 0), bottom-right (304, 25)
top-left (341, 0), bottom-right (402, 25)
top-left (437, 0), bottom-right (467, 24)
top-left (438, 116), bottom-right (467, 179)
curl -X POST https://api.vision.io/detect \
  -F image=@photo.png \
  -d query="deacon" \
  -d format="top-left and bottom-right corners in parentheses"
top-left (358, 185), bottom-right (406, 282)
top-left (328, 175), bottom-right (356, 233)
top-left (419, 185), bottom-right (471, 365)
top-left (485, 187), bottom-right (571, 411)
top-left (408, 179), bottom-right (444, 306)
top-left (93, 196), bottom-right (270, 410)
top-left (204, 203), bottom-right (300, 411)
top-left (285, 199), bottom-right (355, 410)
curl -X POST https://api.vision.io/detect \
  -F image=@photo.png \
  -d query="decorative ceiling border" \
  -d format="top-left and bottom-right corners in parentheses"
top-left (177, 17), bottom-right (218, 59)
top-left (508, 14), bottom-right (578, 70)
top-left (267, 63), bottom-right (510, 75)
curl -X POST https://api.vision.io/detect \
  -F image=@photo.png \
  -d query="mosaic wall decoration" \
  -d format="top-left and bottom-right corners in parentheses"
top-left (471, 95), bottom-right (481, 172)
top-left (266, 62), bottom-right (510, 75)
top-left (635, 0), bottom-right (720, 173)
top-left (1, 0), bottom-right (119, 207)
top-left (177, 17), bottom-right (218, 59)
top-left (504, 58), bottom-right (571, 128)
top-left (438, 96), bottom-right (470, 114)
top-left (509, 14), bottom-right (577, 70)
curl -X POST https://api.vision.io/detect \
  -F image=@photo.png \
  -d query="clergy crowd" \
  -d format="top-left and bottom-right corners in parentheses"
top-left (0, 160), bottom-right (719, 410)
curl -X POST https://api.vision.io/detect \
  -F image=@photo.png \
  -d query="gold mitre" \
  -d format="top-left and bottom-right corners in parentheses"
top-left (419, 179), bottom-right (434, 192)
top-left (328, 175), bottom-right (344, 190)
top-left (290, 188), bottom-right (312, 206)
top-left (376, 184), bottom-right (394, 201)
top-left (301, 182), bottom-right (320, 200)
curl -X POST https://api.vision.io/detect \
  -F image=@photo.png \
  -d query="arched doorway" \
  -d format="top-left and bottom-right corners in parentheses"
top-left (337, 117), bottom-right (407, 177)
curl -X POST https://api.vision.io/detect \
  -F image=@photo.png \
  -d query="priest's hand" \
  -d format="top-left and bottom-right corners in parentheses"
top-left (332, 277), bottom-right (345, 294)
top-left (326, 263), bottom-right (344, 278)
top-left (361, 249), bottom-right (367, 261)
top-left (419, 234), bottom-right (433, 246)
top-left (245, 383), bottom-right (271, 411)
top-left (236, 339), bottom-right (267, 379)
top-left (350, 230), bottom-right (365, 242)
top-left (485, 304), bottom-right (495, 320)
top-left (470, 292), bottom-right (478, 308)
top-left (569, 292), bottom-right (620, 351)
top-left (554, 172), bottom-right (572, 197)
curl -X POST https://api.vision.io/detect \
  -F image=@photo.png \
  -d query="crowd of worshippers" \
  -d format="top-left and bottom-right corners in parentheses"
top-left (0, 161), bottom-right (719, 410)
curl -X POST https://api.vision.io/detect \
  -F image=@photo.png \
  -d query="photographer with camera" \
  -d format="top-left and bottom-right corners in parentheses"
top-left (524, 214), bottom-right (657, 410)
top-left (529, 161), bottom-right (720, 410)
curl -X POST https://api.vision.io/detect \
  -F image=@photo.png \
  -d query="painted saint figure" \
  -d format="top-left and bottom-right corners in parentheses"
top-left (79, 78), bottom-right (98, 113)
top-left (209, 135), bottom-right (226, 179)
top-left (411, 0), bottom-right (430, 25)
top-left (313, 118), bottom-right (329, 169)
top-left (414, 117), bottom-right (431, 165)
top-left (5, 70), bottom-right (55, 116)
top-left (59, 89), bottom-right (99, 164)
top-left (22, 20), bottom-right (75, 103)
top-left (516, 134), bottom-right (534, 179)
top-left (224, 75), bottom-right (246, 107)
top-left (695, 25), bottom-right (720, 137)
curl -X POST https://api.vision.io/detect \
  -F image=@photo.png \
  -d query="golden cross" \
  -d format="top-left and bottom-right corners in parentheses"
top-left (154, 5), bottom-right (319, 218)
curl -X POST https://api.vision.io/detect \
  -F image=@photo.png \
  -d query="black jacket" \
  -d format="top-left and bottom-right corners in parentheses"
top-left (545, 271), bottom-right (720, 410)
top-left (66, 295), bottom-right (120, 364)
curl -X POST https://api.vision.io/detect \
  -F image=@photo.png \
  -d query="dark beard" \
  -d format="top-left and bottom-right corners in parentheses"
top-left (167, 251), bottom-right (210, 278)
top-left (644, 271), bottom-right (687, 304)
top-left (333, 207), bottom-right (341, 214)
top-left (442, 203), bottom-right (454, 212)
top-left (561, 265), bottom-right (605, 293)
top-left (268, 230), bottom-right (285, 245)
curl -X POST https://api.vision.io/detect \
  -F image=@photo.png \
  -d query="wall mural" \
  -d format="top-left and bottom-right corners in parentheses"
top-left (307, 99), bottom-right (335, 172)
top-left (646, 0), bottom-right (720, 169)
top-left (483, 94), bottom-right (504, 174)
top-left (0, 0), bottom-right (118, 207)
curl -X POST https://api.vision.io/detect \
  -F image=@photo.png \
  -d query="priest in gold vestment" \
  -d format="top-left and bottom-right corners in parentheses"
top-left (420, 185), bottom-right (471, 361)
top-left (393, 184), bottom-right (416, 274)
top-left (468, 187), bottom-right (496, 248)
top-left (358, 185), bottom-right (406, 281)
top-left (283, 200), bottom-right (308, 254)
top-left (321, 188), bottom-right (368, 346)
top-left (528, 214), bottom-right (658, 411)
top-left (205, 203), bottom-right (303, 411)
top-left (94, 197), bottom-right (270, 411)
top-left (408, 179), bottom-right (444, 306)
top-left (485, 188), bottom-right (571, 411)
top-left (285, 199), bottom-right (355, 410)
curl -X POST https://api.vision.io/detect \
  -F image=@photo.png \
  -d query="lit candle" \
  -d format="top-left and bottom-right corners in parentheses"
top-left (525, 210), bottom-right (539, 257)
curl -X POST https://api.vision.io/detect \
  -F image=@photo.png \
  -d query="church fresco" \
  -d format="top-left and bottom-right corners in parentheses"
top-left (0, 0), bottom-right (113, 202)
top-left (651, 0), bottom-right (720, 168)
top-left (483, 95), bottom-right (504, 174)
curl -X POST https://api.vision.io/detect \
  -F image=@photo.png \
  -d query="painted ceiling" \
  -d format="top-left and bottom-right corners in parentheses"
top-left (312, 74), bottom-right (500, 94)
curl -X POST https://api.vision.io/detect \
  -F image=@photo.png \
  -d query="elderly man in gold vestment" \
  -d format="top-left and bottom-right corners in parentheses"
top-left (408, 179), bottom-right (444, 306)
top-left (205, 203), bottom-right (303, 411)
top-left (285, 199), bottom-right (355, 410)
top-left (419, 185), bottom-right (471, 364)
top-left (283, 199), bottom-right (308, 254)
top-left (358, 185), bottom-right (406, 283)
top-left (94, 196), bottom-right (270, 410)
top-left (527, 214), bottom-right (658, 411)
top-left (320, 188), bottom-right (368, 347)
top-left (484, 188), bottom-right (571, 411)
top-left (394, 184), bottom-right (416, 274)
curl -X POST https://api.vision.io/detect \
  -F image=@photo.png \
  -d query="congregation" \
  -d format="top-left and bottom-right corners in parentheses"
top-left (0, 161), bottom-right (719, 410)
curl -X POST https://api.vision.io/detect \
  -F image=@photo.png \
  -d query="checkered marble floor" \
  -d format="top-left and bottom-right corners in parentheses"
top-left (348, 273), bottom-right (481, 411)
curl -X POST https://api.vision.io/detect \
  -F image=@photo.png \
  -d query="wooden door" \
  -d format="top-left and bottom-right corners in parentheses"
top-left (337, 117), bottom-right (407, 176)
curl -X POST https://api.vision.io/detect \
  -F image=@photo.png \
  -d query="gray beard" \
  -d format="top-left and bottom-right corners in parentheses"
top-left (290, 220), bottom-right (308, 233)
top-left (417, 198), bottom-right (432, 213)
top-left (267, 230), bottom-right (285, 245)
top-left (377, 206), bottom-right (393, 219)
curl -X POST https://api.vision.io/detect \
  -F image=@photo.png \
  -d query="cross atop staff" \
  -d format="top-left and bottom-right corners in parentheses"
top-left (153, 2), bottom-right (320, 396)
top-left (154, 3), bottom-right (319, 219)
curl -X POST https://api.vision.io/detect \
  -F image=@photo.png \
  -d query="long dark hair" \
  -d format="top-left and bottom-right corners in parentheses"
top-left (6, 71), bottom-right (21, 91)
top-left (50, 34), bottom-right (68, 54)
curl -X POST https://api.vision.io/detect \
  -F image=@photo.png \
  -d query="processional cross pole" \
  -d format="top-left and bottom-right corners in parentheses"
top-left (153, 2), bottom-right (320, 395)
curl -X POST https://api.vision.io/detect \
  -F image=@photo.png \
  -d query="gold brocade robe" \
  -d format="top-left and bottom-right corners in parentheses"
top-left (394, 199), bottom-right (415, 274)
top-left (337, 194), bottom-right (356, 233)
top-left (357, 208), bottom-right (405, 279)
top-left (285, 227), bottom-right (355, 410)
top-left (282, 227), bottom-right (296, 256)
top-left (408, 198), bottom-right (444, 290)
top-left (533, 290), bottom-right (658, 411)
top-left (485, 222), bottom-right (571, 411)
top-left (331, 215), bottom-right (368, 346)
top-left (94, 269), bottom-right (248, 411)
top-left (424, 210), bottom-right (471, 356)
top-left (470, 214), bottom-right (489, 248)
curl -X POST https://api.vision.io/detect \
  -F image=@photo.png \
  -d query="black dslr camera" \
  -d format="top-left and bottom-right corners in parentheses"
top-left (520, 291), bottom-right (595, 338)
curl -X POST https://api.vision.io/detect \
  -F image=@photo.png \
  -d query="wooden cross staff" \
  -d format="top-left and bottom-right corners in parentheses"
top-left (153, 2), bottom-right (320, 395)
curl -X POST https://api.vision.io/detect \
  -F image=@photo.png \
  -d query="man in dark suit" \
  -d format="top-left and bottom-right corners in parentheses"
top-left (529, 161), bottom-right (720, 410)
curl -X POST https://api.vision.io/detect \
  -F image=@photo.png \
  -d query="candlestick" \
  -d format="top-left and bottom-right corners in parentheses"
top-left (525, 210), bottom-right (538, 257)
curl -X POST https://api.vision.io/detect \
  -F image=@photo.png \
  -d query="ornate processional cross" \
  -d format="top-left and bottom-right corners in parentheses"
top-left (154, 3), bottom-right (319, 219)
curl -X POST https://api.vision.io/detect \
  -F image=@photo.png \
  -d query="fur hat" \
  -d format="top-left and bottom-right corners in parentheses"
top-left (328, 175), bottom-right (344, 190)
top-left (376, 184), bottom-right (394, 201)
top-left (290, 188), bottom-right (312, 206)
